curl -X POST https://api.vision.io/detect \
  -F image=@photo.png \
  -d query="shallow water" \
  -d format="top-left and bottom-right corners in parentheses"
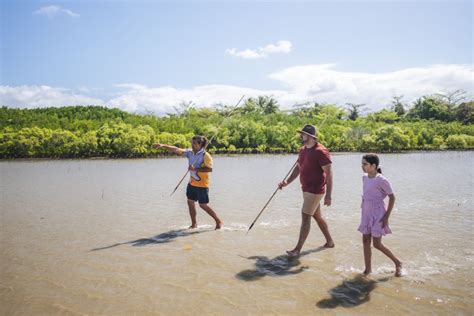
top-left (1, 152), bottom-right (473, 315)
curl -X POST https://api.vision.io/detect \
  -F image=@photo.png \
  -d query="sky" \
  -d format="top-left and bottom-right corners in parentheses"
top-left (1, 0), bottom-right (473, 115)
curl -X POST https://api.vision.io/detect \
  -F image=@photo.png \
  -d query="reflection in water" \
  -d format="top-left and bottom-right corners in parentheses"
top-left (90, 229), bottom-right (209, 251)
top-left (316, 275), bottom-right (389, 308)
top-left (236, 247), bottom-right (325, 281)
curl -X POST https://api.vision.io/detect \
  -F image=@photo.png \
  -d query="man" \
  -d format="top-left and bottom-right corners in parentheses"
top-left (278, 124), bottom-right (334, 257)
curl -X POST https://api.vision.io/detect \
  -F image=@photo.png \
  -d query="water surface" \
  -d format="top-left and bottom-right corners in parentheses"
top-left (1, 152), bottom-right (472, 315)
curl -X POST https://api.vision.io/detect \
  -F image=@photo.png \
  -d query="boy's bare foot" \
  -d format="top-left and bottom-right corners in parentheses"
top-left (215, 221), bottom-right (223, 230)
top-left (286, 249), bottom-right (300, 258)
top-left (395, 262), bottom-right (402, 277)
top-left (323, 241), bottom-right (335, 248)
top-left (189, 224), bottom-right (197, 229)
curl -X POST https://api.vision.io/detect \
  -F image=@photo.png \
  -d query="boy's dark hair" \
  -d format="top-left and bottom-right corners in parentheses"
top-left (192, 135), bottom-right (208, 149)
top-left (363, 153), bottom-right (382, 173)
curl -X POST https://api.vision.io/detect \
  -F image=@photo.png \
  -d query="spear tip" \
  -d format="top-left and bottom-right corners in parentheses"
top-left (247, 223), bottom-right (254, 234)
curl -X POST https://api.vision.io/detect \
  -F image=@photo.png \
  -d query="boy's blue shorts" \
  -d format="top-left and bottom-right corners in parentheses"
top-left (186, 184), bottom-right (209, 204)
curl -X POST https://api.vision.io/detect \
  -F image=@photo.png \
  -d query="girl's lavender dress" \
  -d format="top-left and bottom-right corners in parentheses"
top-left (358, 174), bottom-right (394, 237)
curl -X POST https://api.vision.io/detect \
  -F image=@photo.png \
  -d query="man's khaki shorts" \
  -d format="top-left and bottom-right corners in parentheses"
top-left (301, 192), bottom-right (324, 215)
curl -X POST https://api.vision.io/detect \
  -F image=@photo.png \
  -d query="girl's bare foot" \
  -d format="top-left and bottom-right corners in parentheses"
top-left (395, 262), bottom-right (402, 277)
top-left (286, 249), bottom-right (300, 258)
top-left (215, 221), bottom-right (223, 230)
top-left (363, 269), bottom-right (371, 275)
top-left (189, 224), bottom-right (197, 229)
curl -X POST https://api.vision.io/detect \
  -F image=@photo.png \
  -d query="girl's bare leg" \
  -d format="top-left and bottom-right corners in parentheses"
top-left (373, 237), bottom-right (402, 276)
top-left (363, 234), bottom-right (372, 275)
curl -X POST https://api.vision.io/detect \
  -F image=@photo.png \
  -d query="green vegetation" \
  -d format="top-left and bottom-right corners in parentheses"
top-left (1, 93), bottom-right (473, 158)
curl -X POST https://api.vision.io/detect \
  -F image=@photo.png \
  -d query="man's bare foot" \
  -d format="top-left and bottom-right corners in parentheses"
top-left (286, 249), bottom-right (300, 258)
top-left (323, 241), bottom-right (335, 248)
top-left (395, 262), bottom-right (402, 277)
top-left (189, 224), bottom-right (197, 229)
top-left (215, 221), bottom-right (223, 230)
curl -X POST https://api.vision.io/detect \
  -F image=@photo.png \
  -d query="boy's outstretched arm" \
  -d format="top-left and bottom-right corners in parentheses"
top-left (153, 143), bottom-right (185, 155)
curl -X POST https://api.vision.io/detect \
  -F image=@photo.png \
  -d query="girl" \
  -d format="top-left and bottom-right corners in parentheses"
top-left (359, 154), bottom-right (402, 277)
top-left (154, 135), bottom-right (223, 230)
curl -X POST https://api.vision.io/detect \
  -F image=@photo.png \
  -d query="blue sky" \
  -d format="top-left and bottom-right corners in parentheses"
top-left (1, 0), bottom-right (472, 114)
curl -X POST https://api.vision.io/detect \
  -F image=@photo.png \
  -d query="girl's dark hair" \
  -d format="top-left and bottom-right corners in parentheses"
top-left (363, 153), bottom-right (382, 173)
top-left (192, 135), bottom-right (208, 149)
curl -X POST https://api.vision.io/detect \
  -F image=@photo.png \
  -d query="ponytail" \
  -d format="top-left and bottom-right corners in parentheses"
top-left (377, 167), bottom-right (382, 174)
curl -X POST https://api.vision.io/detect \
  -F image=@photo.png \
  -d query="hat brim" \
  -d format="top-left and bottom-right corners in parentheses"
top-left (297, 130), bottom-right (317, 138)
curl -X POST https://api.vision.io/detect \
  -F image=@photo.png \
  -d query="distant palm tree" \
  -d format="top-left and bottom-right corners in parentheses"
top-left (257, 96), bottom-right (279, 114)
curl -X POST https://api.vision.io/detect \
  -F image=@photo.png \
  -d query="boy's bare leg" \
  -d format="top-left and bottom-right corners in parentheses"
top-left (363, 234), bottom-right (372, 275)
top-left (187, 199), bottom-right (197, 228)
top-left (373, 237), bottom-right (402, 276)
top-left (199, 203), bottom-right (223, 229)
top-left (287, 213), bottom-right (312, 257)
top-left (313, 205), bottom-right (334, 247)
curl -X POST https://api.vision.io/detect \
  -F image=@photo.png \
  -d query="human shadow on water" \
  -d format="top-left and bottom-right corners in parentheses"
top-left (236, 247), bottom-right (325, 281)
top-left (316, 275), bottom-right (390, 309)
top-left (90, 228), bottom-right (210, 251)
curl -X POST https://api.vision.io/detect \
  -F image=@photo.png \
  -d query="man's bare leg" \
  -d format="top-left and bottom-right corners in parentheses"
top-left (287, 213), bottom-right (312, 257)
top-left (199, 203), bottom-right (223, 229)
top-left (313, 205), bottom-right (334, 248)
top-left (187, 199), bottom-right (197, 228)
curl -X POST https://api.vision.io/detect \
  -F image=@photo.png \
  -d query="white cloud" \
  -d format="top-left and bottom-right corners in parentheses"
top-left (226, 40), bottom-right (292, 59)
top-left (1, 64), bottom-right (472, 115)
top-left (114, 83), bottom-right (148, 90)
top-left (268, 63), bottom-right (473, 108)
top-left (0, 85), bottom-right (103, 108)
top-left (33, 5), bottom-right (80, 18)
top-left (107, 84), bottom-right (284, 115)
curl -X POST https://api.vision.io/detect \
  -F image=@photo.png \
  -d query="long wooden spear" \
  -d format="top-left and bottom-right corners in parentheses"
top-left (247, 160), bottom-right (298, 233)
top-left (170, 95), bottom-right (245, 196)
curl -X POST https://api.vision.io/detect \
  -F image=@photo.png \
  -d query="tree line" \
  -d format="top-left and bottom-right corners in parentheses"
top-left (0, 92), bottom-right (473, 158)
